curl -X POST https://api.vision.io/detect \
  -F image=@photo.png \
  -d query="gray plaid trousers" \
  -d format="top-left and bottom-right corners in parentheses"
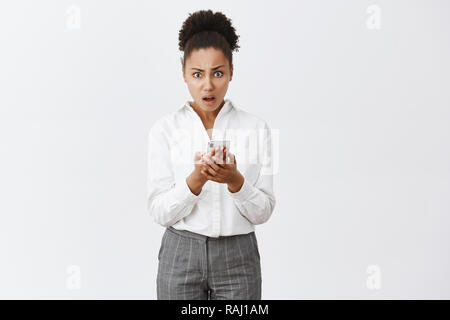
top-left (157, 226), bottom-right (262, 300)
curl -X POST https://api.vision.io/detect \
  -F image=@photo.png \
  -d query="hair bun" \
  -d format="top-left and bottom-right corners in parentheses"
top-left (178, 9), bottom-right (240, 52)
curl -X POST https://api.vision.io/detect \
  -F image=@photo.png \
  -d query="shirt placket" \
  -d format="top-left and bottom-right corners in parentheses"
top-left (208, 109), bottom-right (225, 237)
top-left (189, 104), bottom-right (227, 237)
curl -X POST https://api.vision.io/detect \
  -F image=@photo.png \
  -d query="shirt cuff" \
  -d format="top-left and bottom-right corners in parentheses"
top-left (227, 178), bottom-right (253, 202)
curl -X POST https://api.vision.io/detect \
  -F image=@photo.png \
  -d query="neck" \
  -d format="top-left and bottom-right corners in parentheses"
top-left (191, 99), bottom-right (225, 122)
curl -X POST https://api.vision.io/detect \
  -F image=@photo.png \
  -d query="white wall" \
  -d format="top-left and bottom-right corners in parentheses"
top-left (0, 0), bottom-right (449, 299)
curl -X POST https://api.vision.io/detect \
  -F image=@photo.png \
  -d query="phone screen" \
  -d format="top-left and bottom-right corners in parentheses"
top-left (206, 140), bottom-right (231, 162)
top-left (207, 140), bottom-right (230, 152)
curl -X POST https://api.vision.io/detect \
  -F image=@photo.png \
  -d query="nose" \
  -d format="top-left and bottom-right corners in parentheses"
top-left (203, 74), bottom-right (215, 90)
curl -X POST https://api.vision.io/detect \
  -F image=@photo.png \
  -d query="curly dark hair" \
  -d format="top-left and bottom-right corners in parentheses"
top-left (178, 9), bottom-right (240, 69)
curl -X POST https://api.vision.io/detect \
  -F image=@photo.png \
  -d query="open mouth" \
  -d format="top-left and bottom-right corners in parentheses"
top-left (203, 96), bottom-right (216, 103)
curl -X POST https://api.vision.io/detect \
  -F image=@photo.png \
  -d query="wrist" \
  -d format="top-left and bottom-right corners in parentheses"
top-left (227, 173), bottom-right (244, 193)
top-left (186, 171), bottom-right (207, 196)
top-left (193, 170), bottom-right (207, 185)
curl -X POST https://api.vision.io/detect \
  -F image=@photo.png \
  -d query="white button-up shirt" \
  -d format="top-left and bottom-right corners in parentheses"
top-left (146, 98), bottom-right (276, 237)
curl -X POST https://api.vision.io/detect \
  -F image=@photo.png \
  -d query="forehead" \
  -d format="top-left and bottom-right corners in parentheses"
top-left (186, 47), bottom-right (228, 68)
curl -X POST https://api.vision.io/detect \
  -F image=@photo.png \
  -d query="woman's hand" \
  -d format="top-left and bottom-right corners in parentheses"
top-left (186, 151), bottom-right (208, 196)
top-left (201, 146), bottom-right (245, 193)
top-left (193, 151), bottom-right (208, 183)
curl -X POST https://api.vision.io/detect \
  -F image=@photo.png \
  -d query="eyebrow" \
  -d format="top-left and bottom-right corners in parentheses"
top-left (190, 65), bottom-right (225, 71)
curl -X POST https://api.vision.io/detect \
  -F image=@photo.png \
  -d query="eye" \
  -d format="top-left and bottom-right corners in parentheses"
top-left (192, 71), bottom-right (224, 78)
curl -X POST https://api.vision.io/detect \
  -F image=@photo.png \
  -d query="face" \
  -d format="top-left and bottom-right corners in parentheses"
top-left (182, 47), bottom-right (233, 113)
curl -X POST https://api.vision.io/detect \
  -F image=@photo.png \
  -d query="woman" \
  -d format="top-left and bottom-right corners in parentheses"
top-left (147, 9), bottom-right (276, 300)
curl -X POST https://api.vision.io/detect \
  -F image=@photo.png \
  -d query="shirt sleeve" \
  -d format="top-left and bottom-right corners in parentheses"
top-left (226, 121), bottom-right (276, 225)
top-left (146, 120), bottom-right (203, 227)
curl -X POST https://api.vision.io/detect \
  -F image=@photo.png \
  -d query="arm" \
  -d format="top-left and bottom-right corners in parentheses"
top-left (226, 122), bottom-right (276, 225)
top-left (146, 121), bottom-right (207, 227)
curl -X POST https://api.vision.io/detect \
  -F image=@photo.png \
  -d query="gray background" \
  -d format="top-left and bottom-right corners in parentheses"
top-left (0, 0), bottom-right (449, 299)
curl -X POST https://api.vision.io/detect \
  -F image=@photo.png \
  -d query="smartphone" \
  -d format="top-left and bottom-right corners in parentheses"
top-left (206, 140), bottom-right (230, 163)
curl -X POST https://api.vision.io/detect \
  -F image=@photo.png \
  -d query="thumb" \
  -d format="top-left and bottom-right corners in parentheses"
top-left (194, 151), bottom-right (203, 164)
top-left (228, 152), bottom-right (236, 165)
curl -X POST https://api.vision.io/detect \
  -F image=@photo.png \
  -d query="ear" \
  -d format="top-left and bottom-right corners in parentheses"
top-left (181, 57), bottom-right (186, 82)
top-left (230, 65), bottom-right (233, 82)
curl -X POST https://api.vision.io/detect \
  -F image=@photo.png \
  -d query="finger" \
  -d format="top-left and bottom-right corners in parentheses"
top-left (194, 151), bottom-right (202, 159)
top-left (226, 149), bottom-right (233, 165)
top-left (212, 156), bottom-right (226, 168)
top-left (194, 151), bottom-right (203, 164)
top-left (220, 146), bottom-right (227, 163)
top-left (211, 148), bottom-right (226, 167)
top-left (214, 146), bottom-right (226, 165)
top-left (204, 155), bottom-right (222, 171)
top-left (200, 153), bottom-right (208, 164)
top-left (201, 169), bottom-right (220, 182)
top-left (202, 161), bottom-right (218, 176)
top-left (228, 152), bottom-right (236, 165)
top-left (223, 147), bottom-right (227, 164)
